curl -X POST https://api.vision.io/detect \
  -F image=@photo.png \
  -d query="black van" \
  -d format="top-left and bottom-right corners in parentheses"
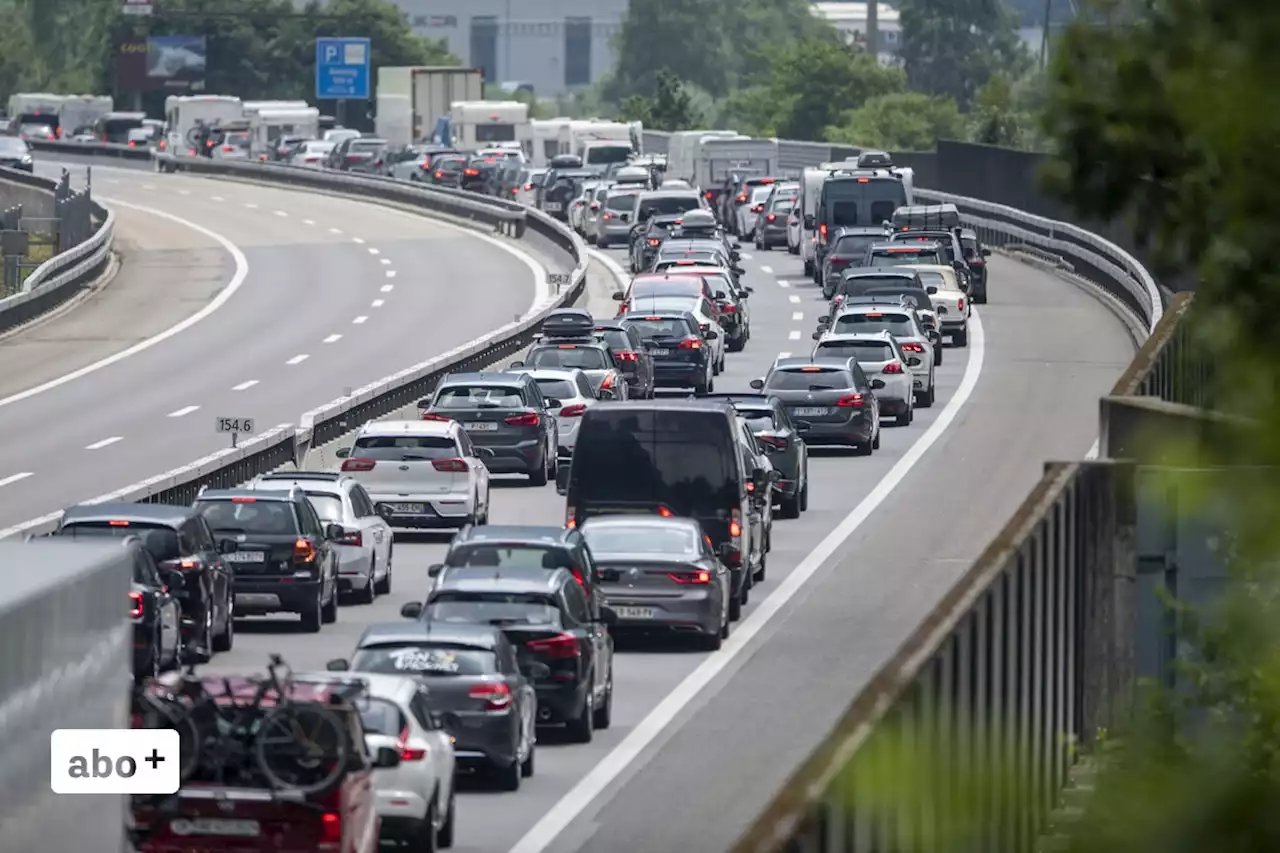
top-left (564, 400), bottom-right (770, 616)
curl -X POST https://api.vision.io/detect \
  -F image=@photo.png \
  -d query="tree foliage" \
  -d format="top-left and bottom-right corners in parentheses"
top-left (897, 0), bottom-right (1030, 108)
top-left (621, 70), bottom-right (702, 132)
top-left (827, 91), bottom-right (967, 151)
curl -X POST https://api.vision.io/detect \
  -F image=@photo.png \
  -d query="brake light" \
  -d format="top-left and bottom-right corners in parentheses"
top-left (505, 412), bottom-right (540, 427)
top-left (560, 403), bottom-right (587, 417)
top-left (435, 171), bottom-right (444, 178)
top-left (526, 633), bottom-right (581, 658)
top-left (432, 458), bottom-right (470, 473)
top-left (757, 434), bottom-right (788, 449)
top-left (751, 204), bottom-right (763, 213)
top-left (900, 342), bottom-right (925, 353)
top-left (729, 516), bottom-right (742, 538)
top-left (677, 337), bottom-right (702, 349)
top-left (704, 192), bottom-right (713, 199)
top-left (293, 538), bottom-right (317, 563)
top-left (320, 812), bottom-right (341, 845)
top-left (464, 168), bottom-right (479, 176)
top-left (109, 520), bottom-right (130, 527)
top-left (657, 506), bottom-right (675, 517)
top-left (601, 374), bottom-right (615, 390)
top-left (128, 140), bottom-right (136, 147)
top-left (882, 362), bottom-right (904, 374)
top-left (231, 496), bottom-right (257, 503)
top-left (721, 303), bottom-right (735, 313)
top-left (602, 213), bottom-right (613, 220)
top-left (957, 297), bottom-right (965, 311)
top-left (819, 223), bottom-right (828, 240)
top-left (566, 505), bottom-right (576, 528)
top-left (647, 238), bottom-right (660, 247)
top-left (570, 566), bottom-right (586, 586)
top-left (616, 351), bottom-right (639, 362)
top-left (337, 529), bottom-right (363, 546)
top-left (420, 413), bottom-right (452, 422)
top-left (341, 457), bottom-right (376, 472)
top-left (766, 213), bottom-right (776, 223)
top-left (128, 591), bottom-right (143, 619)
top-left (523, 182), bottom-right (534, 190)
top-left (669, 570), bottom-right (711, 584)
top-left (837, 393), bottom-right (865, 407)
top-left (829, 258), bottom-right (848, 266)
top-left (735, 193), bottom-right (747, 203)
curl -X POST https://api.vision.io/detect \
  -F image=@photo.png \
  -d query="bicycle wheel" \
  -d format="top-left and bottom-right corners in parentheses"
top-left (253, 704), bottom-right (349, 796)
top-left (136, 692), bottom-right (202, 782)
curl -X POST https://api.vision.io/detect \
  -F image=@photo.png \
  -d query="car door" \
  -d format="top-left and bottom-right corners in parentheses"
top-left (455, 429), bottom-right (490, 508)
top-left (697, 296), bottom-right (725, 364)
top-left (187, 518), bottom-right (230, 626)
top-left (561, 578), bottom-right (605, 705)
top-left (137, 547), bottom-right (180, 659)
top-left (523, 381), bottom-right (556, 458)
top-left (348, 484), bottom-right (388, 570)
top-left (297, 500), bottom-right (336, 597)
top-left (410, 689), bottom-right (454, 811)
top-left (497, 638), bottom-right (536, 757)
top-left (737, 426), bottom-right (766, 565)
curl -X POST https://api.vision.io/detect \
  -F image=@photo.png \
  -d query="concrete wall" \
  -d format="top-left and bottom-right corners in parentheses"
top-left (0, 174), bottom-right (56, 224)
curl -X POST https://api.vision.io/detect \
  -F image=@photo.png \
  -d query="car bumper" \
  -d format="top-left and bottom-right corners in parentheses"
top-left (797, 418), bottom-right (874, 446)
top-left (601, 224), bottom-right (631, 241)
top-left (909, 368), bottom-right (930, 392)
top-left (471, 439), bottom-right (542, 473)
top-left (371, 492), bottom-right (475, 528)
top-left (534, 681), bottom-right (585, 723)
top-left (759, 225), bottom-right (787, 244)
top-left (374, 788), bottom-right (429, 822)
top-left (602, 590), bottom-right (721, 635)
top-left (336, 548), bottom-right (372, 589)
top-left (234, 579), bottom-right (322, 614)
top-left (652, 364), bottom-right (705, 387)
top-left (444, 711), bottom-right (519, 767)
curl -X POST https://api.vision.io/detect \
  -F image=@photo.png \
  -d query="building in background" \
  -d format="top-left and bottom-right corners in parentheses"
top-left (810, 2), bottom-right (902, 64)
top-left (387, 0), bottom-right (627, 96)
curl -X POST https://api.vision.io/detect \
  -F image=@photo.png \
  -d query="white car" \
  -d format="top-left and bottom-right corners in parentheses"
top-left (246, 471), bottom-right (394, 603)
top-left (625, 290), bottom-right (727, 375)
top-left (335, 420), bottom-right (492, 531)
top-left (291, 139), bottom-right (335, 168)
top-left (568, 181), bottom-right (606, 234)
top-left (901, 263), bottom-right (970, 347)
top-left (812, 330), bottom-right (915, 426)
top-left (514, 167), bottom-right (546, 206)
top-left (350, 673), bottom-right (457, 849)
top-left (505, 367), bottom-right (598, 460)
top-left (824, 303), bottom-right (937, 408)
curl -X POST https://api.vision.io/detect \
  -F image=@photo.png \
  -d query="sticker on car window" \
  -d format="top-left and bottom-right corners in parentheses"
top-left (390, 648), bottom-right (460, 673)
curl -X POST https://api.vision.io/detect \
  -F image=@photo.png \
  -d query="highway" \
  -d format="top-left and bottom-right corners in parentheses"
top-left (0, 160), bottom-right (544, 529)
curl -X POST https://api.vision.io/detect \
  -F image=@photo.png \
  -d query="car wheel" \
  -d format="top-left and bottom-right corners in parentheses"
top-left (895, 407), bottom-right (911, 427)
top-left (935, 346), bottom-right (944, 366)
top-left (214, 600), bottom-right (234, 652)
top-left (565, 693), bottom-right (594, 743)
top-left (778, 492), bottom-right (801, 520)
top-left (321, 583), bottom-right (338, 624)
top-left (753, 549), bottom-right (767, 583)
top-left (437, 787), bottom-right (456, 848)
top-left (416, 797), bottom-right (438, 853)
top-left (592, 674), bottom-right (613, 729)
top-left (700, 623), bottom-right (723, 651)
top-left (528, 452), bottom-right (549, 486)
top-left (799, 477), bottom-right (809, 512)
top-left (803, 259), bottom-right (813, 276)
top-left (494, 757), bottom-right (521, 791)
top-left (300, 589), bottom-right (322, 633)
top-left (375, 546), bottom-right (392, 595)
top-left (729, 584), bottom-right (743, 621)
top-left (354, 567), bottom-right (375, 604)
top-left (872, 428), bottom-right (881, 450)
top-left (597, 236), bottom-right (608, 249)
top-left (953, 326), bottom-right (969, 347)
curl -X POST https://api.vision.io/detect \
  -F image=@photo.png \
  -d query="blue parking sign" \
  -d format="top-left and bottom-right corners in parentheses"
top-left (315, 37), bottom-right (371, 100)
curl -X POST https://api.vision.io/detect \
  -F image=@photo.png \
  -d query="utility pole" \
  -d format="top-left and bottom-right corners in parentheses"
top-left (1039, 0), bottom-right (1053, 69)
top-left (866, 0), bottom-right (879, 60)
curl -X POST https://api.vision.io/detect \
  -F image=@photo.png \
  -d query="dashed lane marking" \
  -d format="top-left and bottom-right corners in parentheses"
top-left (85, 437), bottom-right (123, 451)
top-left (167, 405), bottom-right (199, 418)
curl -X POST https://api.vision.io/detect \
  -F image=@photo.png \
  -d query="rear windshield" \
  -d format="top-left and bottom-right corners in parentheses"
top-left (741, 413), bottom-right (776, 432)
top-left (425, 592), bottom-right (561, 627)
top-left (357, 698), bottom-right (406, 736)
top-left (770, 199), bottom-right (795, 213)
top-left (642, 195), bottom-right (701, 215)
top-left (606, 193), bottom-right (639, 211)
top-left (532, 378), bottom-right (578, 399)
top-left (434, 385), bottom-right (526, 409)
top-left (631, 297), bottom-right (700, 315)
top-left (197, 500), bottom-right (299, 535)
top-left (351, 644), bottom-right (497, 677)
top-left (815, 340), bottom-right (895, 362)
top-left (961, 235), bottom-right (979, 257)
top-left (750, 186), bottom-right (773, 203)
top-left (571, 408), bottom-right (737, 516)
top-left (350, 140), bottom-right (385, 154)
top-left (352, 435), bottom-right (458, 461)
top-left (448, 544), bottom-right (571, 570)
top-left (765, 368), bottom-right (852, 391)
top-left (833, 234), bottom-right (878, 256)
top-left (656, 254), bottom-right (718, 267)
top-left (621, 317), bottom-right (694, 338)
top-left (862, 287), bottom-right (932, 310)
top-left (528, 346), bottom-right (609, 370)
top-left (581, 524), bottom-right (699, 557)
top-left (55, 521), bottom-right (178, 559)
top-left (222, 131), bottom-right (250, 149)
top-left (840, 275), bottom-right (916, 294)
top-left (833, 313), bottom-right (914, 336)
top-left (869, 249), bottom-right (936, 267)
top-left (597, 329), bottom-right (632, 352)
top-left (437, 158), bottom-right (465, 171)
top-left (912, 270), bottom-right (947, 290)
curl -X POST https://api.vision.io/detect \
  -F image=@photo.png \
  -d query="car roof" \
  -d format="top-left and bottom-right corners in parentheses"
top-left (435, 567), bottom-right (566, 593)
top-left (197, 487), bottom-right (298, 502)
top-left (61, 502), bottom-right (193, 525)
top-left (358, 419), bottom-right (456, 438)
top-left (619, 310), bottom-right (697, 323)
top-left (835, 226), bottom-right (888, 236)
top-left (845, 267), bottom-right (919, 279)
top-left (837, 302), bottom-right (914, 315)
top-left (773, 356), bottom-right (853, 370)
top-left (357, 620), bottom-right (504, 650)
top-left (440, 371), bottom-right (532, 385)
top-left (456, 524), bottom-right (576, 544)
top-left (816, 330), bottom-right (896, 343)
top-left (506, 366), bottom-right (590, 383)
top-left (579, 514), bottom-right (703, 534)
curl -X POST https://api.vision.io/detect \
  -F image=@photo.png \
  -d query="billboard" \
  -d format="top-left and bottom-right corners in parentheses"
top-left (115, 35), bottom-right (207, 92)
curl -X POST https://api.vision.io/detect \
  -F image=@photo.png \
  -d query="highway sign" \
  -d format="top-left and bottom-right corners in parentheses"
top-left (315, 37), bottom-right (371, 100)
top-left (122, 0), bottom-right (153, 15)
top-left (215, 417), bottom-right (255, 434)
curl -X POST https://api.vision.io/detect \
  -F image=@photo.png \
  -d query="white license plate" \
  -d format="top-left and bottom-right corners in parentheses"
top-left (544, 202), bottom-right (562, 211)
top-left (384, 503), bottom-right (424, 513)
top-left (169, 818), bottom-right (260, 837)
top-left (223, 551), bottom-right (265, 563)
top-left (793, 407), bottom-right (829, 417)
top-left (649, 348), bottom-right (670, 356)
top-left (615, 606), bottom-right (655, 619)
top-left (464, 422), bottom-right (498, 431)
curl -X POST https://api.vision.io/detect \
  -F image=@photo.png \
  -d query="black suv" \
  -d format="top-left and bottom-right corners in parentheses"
top-left (193, 487), bottom-right (342, 633)
top-left (629, 213), bottom-right (684, 273)
top-left (54, 502), bottom-right (235, 662)
top-left (402, 566), bottom-right (617, 743)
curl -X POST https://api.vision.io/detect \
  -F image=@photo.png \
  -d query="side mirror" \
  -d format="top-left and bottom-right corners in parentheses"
top-left (611, 291), bottom-right (624, 301)
top-left (218, 538), bottom-right (239, 554)
top-left (427, 563), bottom-right (445, 578)
top-left (811, 331), bottom-right (823, 340)
top-left (400, 601), bottom-right (423, 619)
top-left (416, 397), bottom-right (431, 409)
top-left (372, 746), bottom-right (401, 769)
top-left (804, 214), bottom-right (815, 229)
top-left (326, 658), bottom-right (350, 671)
top-left (751, 467), bottom-right (770, 492)
top-left (508, 360), bottom-right (525, 368)
top-left (713, 290), bottom-right (726, 300)
top-left (600, 604), bottom-right (618, 626)
top-left (819, 315), bottom-right (830, 324)
top-left (749, 378), bottom-right (764, 390)
top-left (544, 398), bottom-right (562, 409)
top-left (334, 447), bottom-right (351, 459)
top-left (770, 469), bottom-right (783, 483)
top-left (324, 523), bottom-right (345, 540)
top-left (376, 503), bottom-right (395, 521)
top-left (870, 378), bottom-right (886, 389)
top-left (704, 329), bottom-right (719, 340)
top-left (906, 356), bottom-right (922, 367)
top-left (732, 242), bottom-right (742, 250)
top-left (926, 285), bottom-right (938, 294)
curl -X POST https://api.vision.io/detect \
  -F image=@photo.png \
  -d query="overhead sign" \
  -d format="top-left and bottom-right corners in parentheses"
top-left (315, 37), bottom-right (371, 100)
top-left (122, 0), bottom-right (152, 15)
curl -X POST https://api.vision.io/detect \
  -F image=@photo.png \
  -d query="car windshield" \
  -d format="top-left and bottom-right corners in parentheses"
top-left (766, 368), bottom-right (851, 391)
top-left (448, 544), bottom-right (572, 569)
top-left (832, 312), bottom-right (915, 336)
top-left (622, 317), bottom-right (694, 338)
top-left (351, 435), bottom-right (458, 461)
top-left (815, 340), bottom-right (895, 363)
top-left (582, 524), bottom-right (700, 557)
top-left (528, 347), bottom-right (609, 370)
top-left (197, 500), bottom-right (298, 535)
top-left (643, 195), bottom-right (701, 215)
top-left (434, 385), bottom-right (525, 409)
top-left (351, 644), bottom-right (497, 677)
top-left (425, 592), bottom-right (560, 626)
top-left (532, 378), bottom-right (578, 399)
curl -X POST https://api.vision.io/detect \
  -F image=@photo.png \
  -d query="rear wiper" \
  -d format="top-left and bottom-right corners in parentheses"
top-left (808, 385), bottom-right (838, 392)
top-left (487, 618), bottom-right (522, 626)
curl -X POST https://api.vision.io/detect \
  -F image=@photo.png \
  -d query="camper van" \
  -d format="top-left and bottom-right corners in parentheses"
top-left (665, 129), bottom-right (739, 185)
top-left (531, 118), bottom-right (573, 166)
top-left (58, 95), bottom-right (113, 137)
top-left (164, 94), bottom-right (243, 155)
top-left (449, 100), bottom-right (530, 151)
top-left (6, 93), bottom-right (67, 138)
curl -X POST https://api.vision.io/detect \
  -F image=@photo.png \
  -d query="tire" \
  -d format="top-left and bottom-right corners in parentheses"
top-left (300, 589), bottom-right (322, 633)
top-left (753, 549), bottom-right (767, 583)
top-left (254, 704), bottom-right (349, 796)
top-left (321, 584), bottom-right (338, 624)
top-left (494, 758), bottom-right (521, 792)
top-left (935, 346), bottom-right (943, 366)
top-left (803, 259), bottom-right (813, 276)
top-left (416, 798), bottom-right (438, 853)
top-left (896, 408), bottom-right (912, 427)
top-left (353, 571), bottom-right (375, 604)
top-left (728, 584), bottom-right (743, 621)
top-left (437, 788), bottom-right (456, 848)
top-left (953, 327), bottom-right (968, 347)
top-left (799, 478), bottom-right (809, 512)
top-left (789, 241), bottom-right (799, 255)
top-left (374, 547), bottom-right (392, 595)
top-left (528, 451), bottom-right (549, 486)
top-left (212, 598), bottom-right (234, 652)
top-left (565, 693), bottom-right (594, 743)
top-left (592, 674), bottom-right (613, 730)
top-left (700, 625), bottom-right (723, 651)
top-left (695, 376), bottom-right (710, 397)
top-left (760, 240), bottom-right (772, 251)
top-left (778, 492), bottom-right (801, 519)
top-left (521, 742), bottom-right (535, 778)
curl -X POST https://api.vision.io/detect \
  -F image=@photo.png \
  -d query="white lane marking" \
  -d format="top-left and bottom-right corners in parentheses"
top-left (211, 195), bottom-right (224, 202)
top-left (777, 351), bottom-right (791, 358)
top-left (286, 354), bottom-right (309, 365)
top-left (85, 436), bottom-right (123, 450)
top-left (352, 316), bottom-right (368, 324)
top-left (0, 198), bottom-right (249, 411)
top-left (739, 252), bottom-right (753, 261)
top-left (790, 294), bottom-right (801, 304)
top-left (303, 219), bottom-right (315, 225)
top-left (379, 258), bottom-right (391, 265)
top-left (380, 284), bottom-right (394, 292)
top-left (274, 210), bottom-right (288, 217)
top-left (323, 334), bottom-right (342, 344)
top-left (0, 472), bottom-right (33, 488)
top-left (507, 309), bottom-right (989, 853)
top-left (178, 189), bottom-right (190, 196)
top-left (778, 280), bottom-right (790, 287)
top-left (167, 405), bottom-right (199, 418)
top-left (791, 311), bottom-right (803, 321)
top-left (329, 227), bottom-right (342, 234)
top-left (788, 330), bottom-right (801, 340)
top-left (231, 380), bottom-right (258, 391)
top-left (371, 299), bottom-right (385, 308)
top-left (352, 237), bottom-right (365, 244)
top-left (368, 247), bottom-right (380, 255)
top-left (385, 270), bottom-right (396, 278)
top-left (760, 265), bottom-right (773, 274)
top-left (244, 202), bottom-right (258, 209)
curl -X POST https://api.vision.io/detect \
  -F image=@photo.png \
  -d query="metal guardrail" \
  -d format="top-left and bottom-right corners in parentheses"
top-left (0, 144), bottom-right (589, 540)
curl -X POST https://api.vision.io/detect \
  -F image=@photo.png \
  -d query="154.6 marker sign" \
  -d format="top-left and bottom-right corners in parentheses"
top-left (215, 418), bottom-right (255, 434)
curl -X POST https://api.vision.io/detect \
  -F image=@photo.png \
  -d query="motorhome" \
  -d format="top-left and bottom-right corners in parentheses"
top-left (248, 106), bottom-right (320, 152)
top-left (6, 93), bottom-right (67, 137)
top-left (449, 100), bottom-right (530, 151)
top-left (164, 94), bottom-right (243, 155)
top-left (570, 121), bottom-right (636, 169)
top-left (531, 117), bottom-right (573, 166)
top-left (57, 95), bottom-right (113, 137)
top-left (665, 129), bottom-right (739, 184)
top-left (693, 136), bottom-right (776, 196)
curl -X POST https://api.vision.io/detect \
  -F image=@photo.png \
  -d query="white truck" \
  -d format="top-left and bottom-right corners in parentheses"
top-left (57, 94), bottom-right (113, 137)
top-left (450, 100), bottom-right (530, 151)
top-left (666, 129), bottom-right (740, 184)
top-left (694, 136), bottom-right (778, 194)
top-left (6, 93), bottom-right (67, 136)
top-left (375, 66), bottom-right (483, 148)
top-left (0, 539), bottom-right (133, 852)
top-left (798, 160), bottom-right (861, 276)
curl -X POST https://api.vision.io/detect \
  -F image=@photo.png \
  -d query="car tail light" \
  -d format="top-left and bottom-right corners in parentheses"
top-left (669, 570), bottom-right (712, 584)
top-left (751, 204), bottom-right (763, 213)
top-left (505, 412), bottom-right (540, 427)
top-left (128, 591), bottom-right (144, 619)
top-left (757, 434), bottom-right (788, 449)
top-left (837, 393), bottom-right (865, 407)
top-left (511, 187), bottom-right (518, 194)
top-left (560, 403), bottom-right (587, 417)
top-left (616, 351), bottom-right (639, 362)
top-left (829, 257), bottom-right (848, 266)
top-left (900, 342), bottom-right (925, 353)
top-left (720, 303), bottom-right (736, 314)
top-left (435, 171), bottom-right (445, 178)
top-left (602, 213), bottom-right (613, 220)
top-left (337, 529), bottom-right (363, 546)
top-left (735, 193), bottom-right (747, 203)
top-left (128, 140), bottom-right (136, 147)
top-left (882, 362), bottom-right (904, 374)
top-left (647, 238), bottom-right (660, 247)
top-left (294, 538), bottom-right (317, 563)
top-left (566, 505), bottom-right (576, 528)
top-left (600, 374), bottom-right (615, 390)
top-left (819, 223), bottom-right (828, 241)
top-left (341, 457), bottom-right (376, 472)
top-left (420, 413), bottom-right (452, 422)
top-left (221, 145), bottom-right (233, 152)
top-left (704, 191), bottom-right (714, 199)
top-left (526, 633), bottom-right (581, 658)
top-left (186, 148), bottom-right (197, 156)
top-left (570, 566), bottom-right (586, 586)
top-left (766, 213), bottom-right (776, 223)
top-left (320, 812), bottom-right (341, 845)
top-left (523, 182), bottom-right (534, 190)
top-left (464, 168), bottom-right (479, 176)
top-left (469, 681), bottom-right (514, 710)
top-left (957, 297), bottom-right (965, 311)
top-left (729, 509), bottom-right (742, 539)
top-left (678, 337), bottom-right (702, 349)
top-left (657, 506), bottom-right (675, 517)
top-left (590, 202), bottom-right (600, 211)
top-left (397, 727), bottom-right (427, 760)
top-left (432, 458), bottom-right (470, 473)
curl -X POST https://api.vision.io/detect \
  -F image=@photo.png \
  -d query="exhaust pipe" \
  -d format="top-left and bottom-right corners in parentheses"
top-left (538, 706), bottom-right (553, 721)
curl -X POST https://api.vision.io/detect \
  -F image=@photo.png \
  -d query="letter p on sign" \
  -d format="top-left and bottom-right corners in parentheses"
top-left (323, 44), bottom-right (340, 63)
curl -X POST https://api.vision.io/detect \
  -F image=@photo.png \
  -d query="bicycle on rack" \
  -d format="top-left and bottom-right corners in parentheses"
top-left (133, 654), bottom-right (351, 795)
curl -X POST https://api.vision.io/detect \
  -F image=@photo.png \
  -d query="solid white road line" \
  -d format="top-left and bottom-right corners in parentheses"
top-left (380, 284), bottom-right (394, 292)
top-left (85, 436), bottom-right (123, 451)
top-left (507, 310), bottom-right (989, 853)
top-left (371, 299), bottom-right (384, 308)
top-left (788, 330), bottom-right (801, 340)
top-left (323, 334), bottom-right (342, 343)
top-left (167, 405), bottom-right (199, 418)
top-left (0, 199), bottom-right (249, 410)
top-left (231, 380), bottom-right (258, 391)
top-left (285, 354), bottom-right (309, 365)
top-left (0, 473), bottom-right (33, 488)
top-left (352, 316), bottom-right (368, 324)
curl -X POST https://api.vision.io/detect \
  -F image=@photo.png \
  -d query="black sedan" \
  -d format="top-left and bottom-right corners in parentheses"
top-left (124, 536), bottom-right (183, 678)
top-left (749, 357), bottom-right (883, 455)
top-left (705, 393), bottom-right (809, 518)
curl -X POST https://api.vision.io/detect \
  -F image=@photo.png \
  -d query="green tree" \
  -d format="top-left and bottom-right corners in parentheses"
top-left (897, 0), bottom-right (1030, 108)
top-left (827, 91), bottom-right (966, 151)
top-left (620, 69), bottom-right (702, 132)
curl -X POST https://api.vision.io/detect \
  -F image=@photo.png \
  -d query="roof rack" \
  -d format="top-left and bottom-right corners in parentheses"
top-left (258, 471), bottom-right (344, 482)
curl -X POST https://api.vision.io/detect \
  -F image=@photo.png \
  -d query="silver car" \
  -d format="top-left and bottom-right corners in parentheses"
top-left (506, 366), bottom-right (598, 460)
top-left (514, 168), bottom-right (547, 206)
top-left (820, 303), bottom-right (937, 408)
top-left (590, 187), bottom-right (643, 249)
top-left (291, 139), bottom-right (335, 168)
top-left (736, 184), bottom-right (776, 238)
top-left (579, 515), bottom-right (731, 650)
top-left (245, 471), bottom-right (394, 602)
top-left (812, 330), bottom-right (915, 426)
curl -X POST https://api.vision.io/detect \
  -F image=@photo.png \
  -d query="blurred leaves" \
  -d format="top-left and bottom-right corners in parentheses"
top-left (620, 70), bottom-right (702, 132)
top-left (897, 0), bottom-right (1031, 109)
top-left (827, 91), bottom-right (967, 151)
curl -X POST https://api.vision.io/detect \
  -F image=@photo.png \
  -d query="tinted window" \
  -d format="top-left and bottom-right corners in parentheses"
top-left (357, 698), bottom-right (406, 736)
top-left (642, 195), bottom-right (701, 215)
top-left (434, 385), bottom-right (526, 409)
top-left (771, 199), bottom-right (796, 213)
top-left (816, 340), bottom-right (895, 362)
top-left (630, 296), bottom-right (702, 316)
top-left (841, 275), bottom-right (916, 293)
top-left (621, 317), bottom-right (694, 338)
top-left (527, 347), bottom-right (609, 370)
top-left (351, 644), bottom-right (498, 676)
top-left (476, 124), bottom-right (516, 142)
top-left (562, 582), bottom-right (590, 624)
top-left (352, 435), bottom-right (458, 461)
top-left (425, 592), bottom-right (561, 626)
top-left (833, 313), bottom-right (915, 336)
top-left (582, 523), bottom-right (700, 557)
top-left (606, 193), bottom-right (639, 211)
top-left (913, 270), bottom-right (947, 289)
top-left (862, 287), bottom-right (931, 310)
top-left (869, 250), bottom-right (939, 268)
top-left (55, 521), bottom-right (179, 559)
top-left (350, 140), bottom-right (385, 154)
top-left (765, 369), bottom-right (853, 391)
top-left (197, 500), bottom-right (299, 535)
top-left (449, 544), bottom-right (571, 569)
top-left (437, 158), bottom-right (464, 171)
top-left (532, 378), bottom-right (578, 399)
top-left (833, 234), bottom-right (878, 256)
top-left (597, 329), bottom-right (632, 352)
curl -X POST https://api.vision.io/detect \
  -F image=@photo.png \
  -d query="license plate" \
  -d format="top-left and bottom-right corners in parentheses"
top-left (223, 551), bottom-right (265, 563)
top-left (793, 407), bottom-right (828, 416)
top-left (464, 422), bottom-right (498, 431)
top-left (649, 348), bottom-right (670, 356)
top-left (169, 818), bottom-right (260, 837)
top-left (384, 503), bottom-right (424, 513)
top-left (615, 606), bottom-right (655, 619)
top-left (544, 202), bottom-right (562, 211)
